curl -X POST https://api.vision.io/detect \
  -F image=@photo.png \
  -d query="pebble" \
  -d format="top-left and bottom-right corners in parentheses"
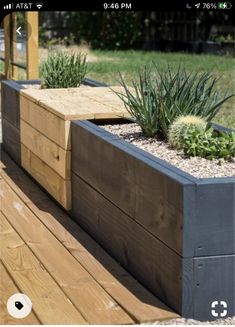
top-left (102, 123), bottom-right (235, 179)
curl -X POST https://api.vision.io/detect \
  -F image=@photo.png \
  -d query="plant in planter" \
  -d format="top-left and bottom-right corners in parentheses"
top-left (182, 128), bottom-right (235, 160)
top-left (168, 115), bottom-right (207, 149)
top-left (70, 64), bottom-right (235, 320)
top-left (1, 50), bottom-right (129, 210)
top-left (114, 64), bottom-right (234, 139)
top-left (40, 50), bottom-right (88, 88)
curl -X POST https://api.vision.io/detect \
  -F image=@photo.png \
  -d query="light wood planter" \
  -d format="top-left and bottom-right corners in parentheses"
top-left (1, 80), bottom-right (130, 209)
top-left (71, 120), bottom-right (235, 321)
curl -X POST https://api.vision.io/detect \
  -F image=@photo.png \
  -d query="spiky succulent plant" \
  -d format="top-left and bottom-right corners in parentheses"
top-left (168, 115), bottom-right (207, 149)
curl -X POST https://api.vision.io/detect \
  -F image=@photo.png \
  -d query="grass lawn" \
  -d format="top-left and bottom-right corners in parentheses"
top-left (87, 51), bottom-right (235, 129)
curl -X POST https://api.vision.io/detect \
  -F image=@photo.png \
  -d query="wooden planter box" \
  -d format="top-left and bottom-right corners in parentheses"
top-left (1, 79), bottom-right (130, 209)
top-left (71, 120), bottom-right (235, 321)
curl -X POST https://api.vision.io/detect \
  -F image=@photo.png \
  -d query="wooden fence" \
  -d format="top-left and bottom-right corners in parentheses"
top-left (1, 12), bottom-right (39, 80)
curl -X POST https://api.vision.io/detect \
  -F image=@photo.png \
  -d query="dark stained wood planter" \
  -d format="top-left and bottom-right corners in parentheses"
top-left (71, 120), bottom-right (235, 321)
top-left (1, 80), bottom-right (40, 164)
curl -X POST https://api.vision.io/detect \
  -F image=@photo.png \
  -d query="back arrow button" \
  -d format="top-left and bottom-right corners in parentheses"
top-left (16, 27), bottom-right (22, 36)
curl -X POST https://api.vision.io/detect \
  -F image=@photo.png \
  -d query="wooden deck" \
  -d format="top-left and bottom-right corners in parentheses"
top-left (0, 150), bottom-right (179, 325)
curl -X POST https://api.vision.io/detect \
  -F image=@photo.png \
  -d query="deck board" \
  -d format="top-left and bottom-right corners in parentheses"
top-left (0, 212), bottom-right (87, 325)
top-left (0, 261), bottom-right (40, 325)
top-left (0, 150), bottom-right (179, 324)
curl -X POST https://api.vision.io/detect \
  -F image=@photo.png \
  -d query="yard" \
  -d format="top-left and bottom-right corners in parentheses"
top-left (87, 50), bottom-right (235, 129)
top-left (1, 11), bottom-right (234, 324)
top-left (1, 48), bottom-right (234, 128)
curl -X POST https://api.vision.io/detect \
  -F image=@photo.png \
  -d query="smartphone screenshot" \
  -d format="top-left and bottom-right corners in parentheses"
top-left (0, 1), bottom-right (234, 325)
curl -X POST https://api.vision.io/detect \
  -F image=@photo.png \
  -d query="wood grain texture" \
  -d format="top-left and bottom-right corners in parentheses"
top-left (71, 121), bottom-right (185, 255)
top-left (0, 150), bottom-right (178, 323)
top-left (20, 95), bottom-right (71, 150)
top-left (0, 261), bottom-right (40, 325)
top-left (20, 119), bottom-right (70, 179)
top-left (193, 182), bottom-right (235, 256)
top-left (0, 150), bottom-right (49, 205)
top-left (0, 212), bottom-right (87, 325)
top-left (2, 118), bottom-right (21, 165)
top-left (21, 144), bottom-right (71, 209)
top-left (1, 81), bottom-right (20, 128)
top-left (30, 199), bottom-right (178, 323)
top-left (0, 180), bottom-right (133, 324)
top-left (3, 16), bottom-right (11, 79)
top-left (193, 255), bottom-right (235, 320)
top-left (25, 12), bottom-right (39, 79)
top-left (20, 86), bottom-right (130, 120)
top-left (71, 173), bottom-right (183, 314)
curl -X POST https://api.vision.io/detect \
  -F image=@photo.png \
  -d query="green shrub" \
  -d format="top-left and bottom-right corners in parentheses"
top-left (41, 51), bottom-right (88, 88)
top-left (182, 129), bottom-right (235, 160)
top-left (114, 64), bottom-right (234, 138)
top-left (168, 115), bottom-right (207, 149)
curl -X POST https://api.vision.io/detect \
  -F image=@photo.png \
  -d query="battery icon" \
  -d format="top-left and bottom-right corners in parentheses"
top-left (218, 2), bottom-right (232, 9)
top-left (218, 2), bottom-right (227, 8)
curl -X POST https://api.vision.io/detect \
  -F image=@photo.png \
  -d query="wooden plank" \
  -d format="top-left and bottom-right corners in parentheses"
top-left (71, 173), bottom-right (183, 314)
top-left (12, 13), bottom-right (18, 80)
top-left (26, 12), bottom-right (39, 79)
top-left (0, 180), bottom-right (134, 324)
top-left (0, 262), bottom-right (40, 325)
top-left (2, 118), bottom-right (21, 165)
top-left (0, 151), bottom-right (178, 322)
top-left (0, 212), bottom-right (87, 325)
top-left (71, 120), bottom-right (136, 217)
top-left (0, 150), bottom-right (49, 205)
top-left (193, 255), bottom-right (235, 320)
top-left (28, 199), bottom-right (178, 323)
top-left (20, 86), bottom-right (129, 120)
top-left (20, 95), bottom-right (71, 150)
top-left (20, 120), bottom-right (70, 179)
top-left (3, 15), bottom-right (11, 79)
top-left (1, 80), bottom-right (21, 129)
top-left (71, 121), bottom-right (184, 255)
top-left (193, 182), bottom-right (235, 256)
top-left (21, 144), bottom-right (71, 209)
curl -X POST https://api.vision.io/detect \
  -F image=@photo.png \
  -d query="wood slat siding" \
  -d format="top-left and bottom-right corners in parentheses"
top-left (1, 81), bottom-right (21, 128)
top-left (21, 144), bottom-right (71, 209)
top-left (193, 254), bottom-right (235, 320)
top-left (71, 120), bottom-right (235, 320)
top-left (71, 173), bottom-right (183, 314)
top-left (193, 181), bottom-right (235, 256)
top-left (2, 118), bottom-right (21, 164)
top-left (20, 94), bottom-right (71, 150)
top-left (71, 120), bottom-right (193, 256)
top-left (18, 84), bottom-right (130, 209)
top-left (20, 119), bottom-right (71, 179)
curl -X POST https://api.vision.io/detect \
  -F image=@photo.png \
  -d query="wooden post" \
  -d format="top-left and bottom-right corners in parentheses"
top-left (26, 12), bottom-right (39, 79)
top-left (12, 13), bottom-right (18, 80)
top-left (3, 14), bottom-right (11, 79)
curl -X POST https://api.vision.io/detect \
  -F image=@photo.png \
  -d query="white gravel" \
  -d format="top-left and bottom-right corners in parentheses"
top-left (102, 123), bottom-right (235, 179)
top-left (146, 316), bottom-right (235, 325)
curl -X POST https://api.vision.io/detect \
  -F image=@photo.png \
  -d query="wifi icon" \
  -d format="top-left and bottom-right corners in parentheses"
top-left (35, 2), bottom-right (43, 9)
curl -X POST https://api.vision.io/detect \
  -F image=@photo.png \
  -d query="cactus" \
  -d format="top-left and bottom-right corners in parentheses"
top-left (168, 115), bottom-right (207, 149)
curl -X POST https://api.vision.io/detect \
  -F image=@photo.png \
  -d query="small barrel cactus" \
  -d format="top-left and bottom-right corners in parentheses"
top-left (168, 115), bottom-right (207, 149)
